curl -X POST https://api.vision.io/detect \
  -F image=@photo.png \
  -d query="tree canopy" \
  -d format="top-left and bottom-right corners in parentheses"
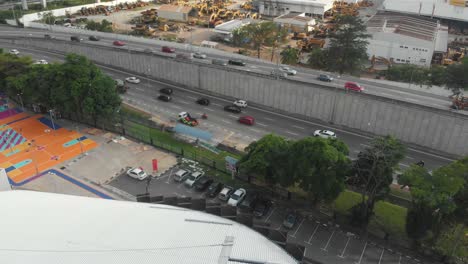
top-left (234, 21), bottom-right (283, 59)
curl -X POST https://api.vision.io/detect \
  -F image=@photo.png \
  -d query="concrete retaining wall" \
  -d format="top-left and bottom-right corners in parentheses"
top-left (7, 38), bottom-right (468, 156)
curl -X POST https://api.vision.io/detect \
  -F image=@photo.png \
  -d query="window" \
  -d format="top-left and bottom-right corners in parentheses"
top-left (396, 59), bottom-right (400, 61)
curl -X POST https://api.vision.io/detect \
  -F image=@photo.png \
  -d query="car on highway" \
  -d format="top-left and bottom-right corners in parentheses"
top-left (238, 116), bottom-right (255, 126)
top-left (162, 46), bottom-right (176, 53)
top-left (344, 81), bottom-right (364, 92)
top-left (88, 36), bottom-right (100, 41)
top-left (196, 98), bottom-right (210, 106)
top-left (218, 186), bottom-right (234, 201)
top-left (9, 49), bottom-right (19, 55)
top-left (184, 171), bottom-right (204, 188)
top-left (125, 77), bottom-right (140, 84)
top-left (313, 129), bottom-right (336, 139)
top-left (157, 95), bottom-right (171, 102)
top-left (113, 40), bottom-right (125, 46)
top-left (317, 74), bottom-right (333, 82)
top-left (70, 36), bottom-right (82, 42)
top-left (224, 105), bottom-right (242, 114)
top-left (44, 34), bottom-right (55, 40)
top-left (206, 182), bottom-right (224, 197)
top-left (33, 59), bottom-right (48, 65)
top-left (278, 66), bottom-right (297, 75)
top-left (194, 176), bottom-right (213, 191)
top-left (253, 199), bottom-right (272, 217)
top-left (283, 212), bottom-right (298, 229)
top-left (160, 88), bottom-right (173, 95)
top-left (178, 111), bottom-right (198, 126)
top-left (126, 167), bottom-right (148, 181)
top-left (270, 69), bottom-right (288, 78)
top-left (193, 52), bottom-right (207, 59)
top-left (239, 191), bottom-right (258, 211)
top-left (212, 59), bottom-right (228, 66)
top-left (227, 188), bottom-right (247, 206)
top-left (228, 59), bottom-right (246, 66)
top-left (173, 169), bottom-right (190, 182)
top-left (233, 99), bottom-right (248, 108)
top-left (176, 53), bottom-right (193, 60)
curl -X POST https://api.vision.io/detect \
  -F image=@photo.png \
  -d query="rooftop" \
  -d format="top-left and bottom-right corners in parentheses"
top-left (383, 0), bottom-right (468, 23)
top-left (158, 4), bottom-right (192, 13)
top-left (258, 0), bottom-right (333, 6)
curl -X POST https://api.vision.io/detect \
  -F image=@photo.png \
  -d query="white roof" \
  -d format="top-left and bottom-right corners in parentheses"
top-left (383, 0), bottom-right (468, 22)
top-left (0, 191), bottom-right (297, 264)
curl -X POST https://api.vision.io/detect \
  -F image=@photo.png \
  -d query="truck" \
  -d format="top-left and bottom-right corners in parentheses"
top-left (178, 112), bottom-right (198, 126)
top-left (115, 79), bottom-right (129, 94)
top-left (452, 93), bottom-right (468, 110)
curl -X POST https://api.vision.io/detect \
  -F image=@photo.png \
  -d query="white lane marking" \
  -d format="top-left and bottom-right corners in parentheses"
top-left (221, 119), bottom-right (230, 124)
top-left (264, 208), bottom-right (275, 223)
top-left (171, 105), bottom-right (182, 109)
top-left (204, 107), bottom-right (215, 112)
top-left (360, 143), bottom-right (371, 148)
top-left (228, 114), bottom-right (238, 118)
top-left (264, 117), bottom-right (274, 121)
top-left (378, 248), bottom-right (385, 264)
top-left (187, 95), bottom-right (197, 100)
top-left (286, 131), bottom-right (299, 136)
top-left (289, 218), bottom-right (305, 238)
top-left (292, 125), bottom-right (305, 130)
top-left (256, 122), bottom-right (267, 127)
top-left (305, 223), bottom-right (320, 244)
top-left (321, 230), bottom-right (335, 251)
top-left (212, 103), bottom-right (222, 107)
top-left (338, 236), bottom-right (352, 258)
top-left (179, 100), bottom-right (189, 104)
top-left (133, 87), bottom-right (144, 91)
top-left (354, 241), bottom-right (368, 264)
top-left (406, 156), bottom-right (415, 160)
top-left (249, 128), bottom-right (262, 133)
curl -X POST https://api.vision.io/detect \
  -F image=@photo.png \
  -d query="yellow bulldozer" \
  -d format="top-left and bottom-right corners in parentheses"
top-left (297, 38), bottom-right (325, 51)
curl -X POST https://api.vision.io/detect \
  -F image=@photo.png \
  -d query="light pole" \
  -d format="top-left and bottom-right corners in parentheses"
top-left (75, 124), bottom-right (84, 155)
top-left (17, 92), bottom-right (24, 112)
top-left (49, 109), bottom-right (56, 135)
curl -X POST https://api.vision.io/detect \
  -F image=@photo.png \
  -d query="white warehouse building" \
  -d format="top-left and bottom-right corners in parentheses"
top-left (257, 0), bottom-right (334, 17)
top-left (366, 11), bottom-right (448, 67)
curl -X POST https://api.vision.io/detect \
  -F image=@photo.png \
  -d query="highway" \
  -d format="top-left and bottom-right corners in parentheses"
top-left (0, 42), bottom-right (456, 173)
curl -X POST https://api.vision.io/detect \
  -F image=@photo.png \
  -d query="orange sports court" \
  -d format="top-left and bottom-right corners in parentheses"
top-left (0, 100), bottom-right (98, 185)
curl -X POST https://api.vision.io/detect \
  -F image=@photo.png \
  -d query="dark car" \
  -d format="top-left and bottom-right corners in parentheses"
top-left (317, 74), bottom-right (333, 82)
top-left (253, 199), bottom-right (272, 217)
top-left (89, 36), bottom-right (100, 41)
top-left (239, 191), bottom-right (259, 211)
top-left (228, 59), bottom-right (246, 66)
top-left (206, 182), bottom-right (224, 198)
top-left (70, 36), bottom-right (82, 42)
top-left (196, 98), bottom-right (210, 106)
top-left (160, 88), bottom-right (173, 95)
top-left (44, 34), bottom-right (55, 39)
top-left (162, 46), bottom-right (176, 53)
top-left (283, 212), bottom-right (298, 229)
top-left (157, 95), bottom-right (171, 102)
top-left (224, 105), bottom-right (242, 114)
top-left (194, 176), bottom-right (213, 191)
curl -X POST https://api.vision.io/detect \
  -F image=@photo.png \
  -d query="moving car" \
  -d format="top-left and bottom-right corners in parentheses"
top-left (194, 176), bottom-right (213, 191)
top-left (224, 105), bottom-right (242, 114)
top-left (196, 98), bottom-right (210, 106)
top-left (206, 182), bottom-right (224, 197)
top-left (157, 95), bottom-right (171, 102)
top-left (162, 46), bottom-right (176, 53)
top-left (313, 129), bottom-right (336, 139)
top-left (228, 59), bottom-right (246, 66)
top-left (227, 188), bottom-right (247, 206)
top-left (233, 99), bottom-right (248, 108)
top-left (218, 186), bottom-right (234, 201)
top-left (239, 191), bottom-right (258, 211)
top-left (125, 77), bottom-right (140, 84)
top-left (283, 212), bottom-right (298, 229)
top-left (126, 167), bottom-right (148, 181)
top-left (44, 34), bottom-right (55, 39)
top-left (178, 112), bottom-right (198, 126)
top-left (238, 116), bottom-right (255, 126)
top-left (176, 53), bottom-right (193, 60)
top-left (344, 82), bottom-right (364, 92)
top-left (33, 59), bottom-right (48, 65)
top-left (9, 49), bottom-right (19, 55)
top-left (173, 169), bottom-right (190, 182)
top-left (278, 66), bottom-right (297, 75)
top-left (317, 74), bottom-right (333, 82)
top-left (70, 36), bottom-right (82, 42)
top-left (271, 69), bottom-right (288, 78)
top-left (88, 36), bottom-right (100, 41)
top-left (253, 199), bottom-right (272, 217)
top-left (184, 171), bottom-right (204, 188)
top-left (160, 88), bottom-right (173, 95)
top-left (212, 59), bottom-right (228, 66)
top-left (193, 52), bottom-right (207, 59)
top-left (113, 40), bottom-right (125, 46)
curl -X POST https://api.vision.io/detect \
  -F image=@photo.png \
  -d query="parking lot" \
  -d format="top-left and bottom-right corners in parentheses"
top-left (110, 161), bottom-right (428, 264)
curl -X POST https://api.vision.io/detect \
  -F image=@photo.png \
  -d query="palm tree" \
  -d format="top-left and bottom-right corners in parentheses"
top-left (280, 47), bottom-right (300, 65)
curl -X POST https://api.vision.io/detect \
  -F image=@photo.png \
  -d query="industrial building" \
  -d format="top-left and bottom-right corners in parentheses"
top-left (382, 0), bottom-right (468, 23)
top-left (273, 12), bottom-right (316, 32)
top-left (257, 0), bottom-right (334, 17)
top-left (366, 11), bottom-right (448, 67)
top-left (157, 4), bottom-right (193, 22)
top-left (213, 19), bottom-right (259, 42)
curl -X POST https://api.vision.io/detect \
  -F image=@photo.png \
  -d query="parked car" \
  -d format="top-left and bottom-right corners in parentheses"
top-left (125, 77), bottom-right (140, 84)
top-left (271, 69), bottom-right (288, 78)
top-left (126, 167), bottom-right (148, 181)
top-left (176, 53), bottom-right (193, 60)
top-left (184, 171), bottom-right (204, 188)
top-left (224, 105), bottom-right (242, 114)
top-left (113, 40), bottom-right (125, 46)
top-left (173, 169), bottom-right (190, 182)
top-left (33, 59), bottom-right (48, 65)
top-left (162, 46), bottom-right (176, 53)
top-left (278, 66), bottom-right (297, 75)
top-left (313, 129), bottom-right (336, 139)
top-left (212, 59), bottom-right (228, 66)
top-left (9, 49), bottom-right (19, 55)
top-left (317, 74), bottom-right (333, 82)
top-left (160, 88), bottom-right (173, 95)
top-left (194, 176), bottom-right (213, 191)
top-left (283, 212), bottom-right (298, 229)
top-left (253, 199), bottom-right (272, 217)
top-left (44, 34), bottom-right (55, 39)
top-left (344, 82), bottom-right (364, 92)
top-left (218, 186), bottom-right (234, 201)
top-left (233, 99), bottom-right (248, 108)
top-left (70, 36), bottom-right (82, 42)
top-left (193, 52), bottom-right (207, 59)
top-left (239, 191), bottom-right (258, 211)
top-left (143, 48), bottom-right (154, 54)
top-left (88, 36), bottom-right (100, 41)
top-left (238, 116), bottom-right (255, 126)
top-left (228, 188), bottom-right (247, 206)
top-left (228, 59), bottom-right (246, 66)
top-left (206, 182), bottom-right (224, 197)
top-left (157, 95), bottom-right (171, 102)
top-left (196, 98), bottom-right (210, 106)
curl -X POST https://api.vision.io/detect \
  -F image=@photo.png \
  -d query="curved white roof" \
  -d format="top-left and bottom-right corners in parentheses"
top-left (0, 191), bottom-right (297, 264)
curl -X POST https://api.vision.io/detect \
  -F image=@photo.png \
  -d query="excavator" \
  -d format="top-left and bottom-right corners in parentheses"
top-left (296, 38), bottom-right (325, 51)
top-left (368, 55), bottom-right (392, 72)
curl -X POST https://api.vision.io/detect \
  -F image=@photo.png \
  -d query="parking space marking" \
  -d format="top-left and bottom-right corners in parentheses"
top-left (256, 122), bottom-right (268, 127)
top-left (228, 114), bottom-right (238, 118)
top-left (321, 230), bottom-right (335, 251)
top-left (378, 248), bottom-right (385, 264)
top-left (289, 218), bottom-right (305, 238)
top-left (221, 119), bottom-right (230, 124)
top-left (187, 95), bottom-right (197, 99)
top-left (292, 125), bottom-right (305, 130)
top-left (285, 131), bottom-right (299, 136)
top-left (338, 235), bottom-right (352, 258)
top-left (354, 241), bottom-right (367, 264)
top-left (249, 128), bottom-right (262, 133)
top-left (264, 208), bottom-right (275, 223)
top-left (204, 107), bottom-right (215, 112)
top-left (264, 117), bottom-right (273, 121)
top-left (179, 100), bottom-right (190, 104)
top-left (305, 222), bottom-right (320, 245)
top-left (398, 255), bottom-right (402, 264)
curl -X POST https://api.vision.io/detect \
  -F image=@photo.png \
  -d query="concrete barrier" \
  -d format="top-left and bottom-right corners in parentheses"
top-left (5, 37), bottom-right (468, 156)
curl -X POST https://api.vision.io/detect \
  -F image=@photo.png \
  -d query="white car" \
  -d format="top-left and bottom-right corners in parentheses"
top-left (173, 169), bottom-right (190, 182)
top-left (233, 99), bottom-right (248, 108)
top-left (193, 52), bottom-right (207, 59)
top-left (125, 77), bottom-right (140, 84)
top-left (33, 59), bottom-right (48, 65)
top-left (184, 171), bottom-right (204, 188)
top-left (227, 188), bottom-right (246, 206)
top-left (9, 49), bottom-right (19, 55)
top-left (279, 66), bottom-right (297, 75)
top-left (313, 130), bottom-right (336, 139)
top-left (127, 167), bottom-right (148, 180)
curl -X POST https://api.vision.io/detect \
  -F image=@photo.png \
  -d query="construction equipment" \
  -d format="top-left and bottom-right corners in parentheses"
top-left (452, 94), bottom-right (468, 110)
top-left (297, 38), bottom-right (325, 51)
top-left (292, 32), bottom-right (307, 40)
top-left (240, 1), bottom-right (254, 11)
top-left (368, 55), bottom-right (392, 72)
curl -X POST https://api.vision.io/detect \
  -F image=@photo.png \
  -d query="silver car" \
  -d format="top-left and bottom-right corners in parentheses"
top-left (184, 171), bottom-right (204, 188)
top-left (278, 66), bottom-right (297, 75)
top-left (193, 52), bottom-right (207, 59)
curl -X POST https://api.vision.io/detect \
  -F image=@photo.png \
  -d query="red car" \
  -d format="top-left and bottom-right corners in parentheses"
top-left (162, 46), bottom-right (176, 53)
top-left (238, 116), bottom-right (255, 125)
top-left (113, 40), bottom-right (125, 46)
top-left (344, 82), bottom-right (364, 92)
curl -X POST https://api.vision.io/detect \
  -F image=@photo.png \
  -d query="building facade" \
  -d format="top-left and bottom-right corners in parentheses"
top-left (257, 0), bottom-right (334, 17)
top-left (157, 4), bottom-right (192, 22)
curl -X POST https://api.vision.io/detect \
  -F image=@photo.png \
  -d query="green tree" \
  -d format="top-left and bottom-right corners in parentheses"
top-left (280, 47), bottom-right (300, 65)
top-left (434, 224), bottom-right (468, 263)
top-left (326, 15), bottom-right (370, 74)
top-left (446, 58), bottom-right (468, 91)
top-left (350, 136), bottom-right (406, 229)
top-left (41, 11), bottom-right (56, 25)
top-left (307, 48), bottom-right (328, 69)
top-left (239, 21), bottom-right (279, 59)
top-left (0, 53), bottom-right (32, 90)
top-left (268, 25), bottom-right (289, 62)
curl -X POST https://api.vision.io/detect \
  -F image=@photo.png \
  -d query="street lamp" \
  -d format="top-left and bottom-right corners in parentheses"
top-left (17, 92), bottom-right (24, 112)
top-left (75, 124), bottom-right (84, 155)
top-left (48, 109), bottom-right (56, 135)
